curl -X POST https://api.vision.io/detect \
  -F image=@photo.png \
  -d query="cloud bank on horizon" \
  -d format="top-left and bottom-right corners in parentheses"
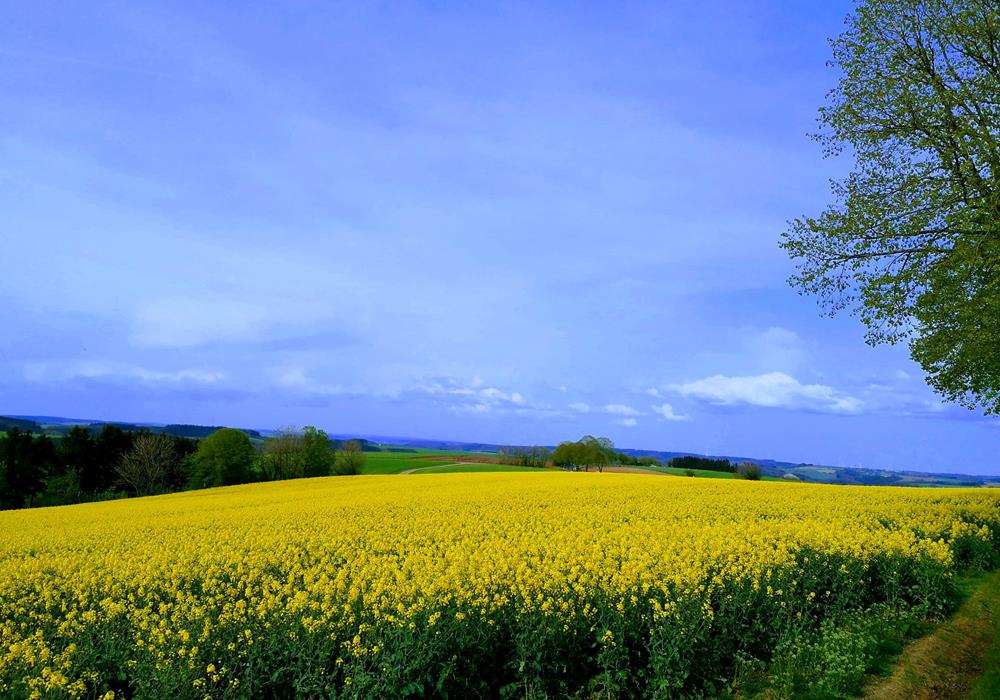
top-left (1, 1), bottom-right (997, 473)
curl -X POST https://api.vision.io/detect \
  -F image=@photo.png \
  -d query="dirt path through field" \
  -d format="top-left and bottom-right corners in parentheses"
top-left (399, 463), bottom-right (470, 475)
top-left (863, 569), bottom-right (1000, 700)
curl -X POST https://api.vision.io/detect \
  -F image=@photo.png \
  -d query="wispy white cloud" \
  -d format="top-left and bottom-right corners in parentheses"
top-left (130, 367), bottom-right (226, 384)
top-left (568, 402), bottom-right (591, 413)
top-left (421, 378), bottom-right (525, 405)
top-left (672, 372), bottom-right (863, 415)
top-left (454, 402), bottom-right (492, 414)
top-left (603, 403), bottom-right (642, 416)
top-left (415, 376), bottom-right (539, 416)
top-left (858, 379), bottom-right (950, 417)
top-left (618, 417), bottom-right (638, 427)
top-left (640, 327), bottom-right (809, 404)
top-left (650, 402), bottom-right (689, 421)
top-left (23, 361), bottom-right (225, 385)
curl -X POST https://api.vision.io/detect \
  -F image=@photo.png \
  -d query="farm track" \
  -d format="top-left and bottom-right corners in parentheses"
top-left (863, 569), bottom-right (1000, 700)
top-left (398, 463), bottom-right (470, 474)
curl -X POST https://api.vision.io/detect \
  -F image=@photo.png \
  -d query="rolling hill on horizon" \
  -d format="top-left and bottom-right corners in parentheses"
top-left (4, 413), bottom-right (997, 488)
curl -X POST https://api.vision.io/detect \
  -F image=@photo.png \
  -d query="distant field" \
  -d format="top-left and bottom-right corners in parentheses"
top-left (651, 465), bottom-right (739, 479)
top-left (360, 449), bottom-right (497, 474)
top-left (409, 463), bottom-right (549, 475)
top-left (363, 451), bottom-right (771, 478)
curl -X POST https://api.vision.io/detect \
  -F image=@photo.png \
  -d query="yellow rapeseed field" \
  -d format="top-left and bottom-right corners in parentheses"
top-left (1, 473), bottom-right (999, 698)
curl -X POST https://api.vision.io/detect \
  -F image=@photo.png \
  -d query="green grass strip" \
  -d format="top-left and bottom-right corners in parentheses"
top-left (864, 569), bottom-right (1000, 700)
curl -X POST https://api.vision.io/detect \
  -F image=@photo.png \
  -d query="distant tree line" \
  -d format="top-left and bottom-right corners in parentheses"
top-left (0, 425), bottom-right (196, 509)
top-left (0, 418), bottom-right (765, 511)
top-left (496, 445), bottom-right (551, 468)
top-left (0, 424), bottom-right (365, 511)
top-left (665, 456), bottom-right (763, 480)
top-left (666, 456), bottom-right (735, 473)
top-left (736, 462), bottom-right (762, 481)
top-left (616, 454), bottom-right (665, 468)
top-left (162, 424), bottom-right (264, 439)
top-left (0, 416), bottom-right (42, 432)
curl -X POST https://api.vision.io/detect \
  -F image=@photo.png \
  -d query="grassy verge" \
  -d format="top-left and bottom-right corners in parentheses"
top-left (864, 569), bottom-right (1000, 700)
top-left (968, 588), bottom-right (1000, 699)
top-left (732, 569), bottom-right (1000, 700)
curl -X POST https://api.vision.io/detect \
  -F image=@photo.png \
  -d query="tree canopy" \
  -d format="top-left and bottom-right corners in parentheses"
top-left (189, 428), bottom-right (256, 488)
top-left (782, 0), bottom-right (1000, 413)
top-left (552, 436), bottom-right (617, 472)
top-left (301, 426), bottom-right (335, 477)
top-left (333, 440), bottom-right (365, 476)
top-left (260, 426), bottom-right (335, 480)
top-left (667, 456), bottom-right (735, 474)
top-left (0, 420), bottom-right (368, 511)
top-left (496, 445), bottom-right (551, 467)
top-left (0, 428), bottom-right (51, 508)
top-left (117, 433), bottom-right (177, 496)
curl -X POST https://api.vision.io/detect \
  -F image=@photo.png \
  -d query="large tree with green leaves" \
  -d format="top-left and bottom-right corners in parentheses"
top-left (782, 0), bottom-right (1000, 412)
top-left (301, 426), bottom-right (335, 477)
top-left (260, 426), bottom-right (335, 480)
top-left (188, 428), bottom-right (257, 488)
top-left (552, 436), bottom-right (617, 472)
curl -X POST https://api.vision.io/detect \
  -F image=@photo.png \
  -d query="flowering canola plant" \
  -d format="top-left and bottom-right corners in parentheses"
top-left (1, 473), bottom-right (999, 698)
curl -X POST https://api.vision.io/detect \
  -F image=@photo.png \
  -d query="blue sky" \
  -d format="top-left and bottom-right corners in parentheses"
top-left (2, 1), bottom-right (997, 473)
